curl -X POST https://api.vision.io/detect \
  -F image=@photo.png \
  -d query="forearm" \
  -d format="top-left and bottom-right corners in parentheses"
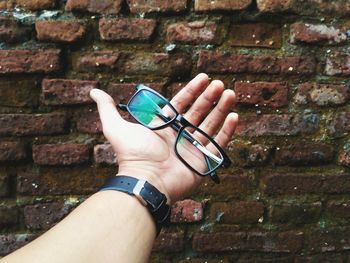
top-left (1, 190), bottom-right (156, 263)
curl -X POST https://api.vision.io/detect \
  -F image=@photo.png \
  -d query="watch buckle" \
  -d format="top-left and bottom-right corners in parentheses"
top-left (132, 180), bottom-right (147, 206)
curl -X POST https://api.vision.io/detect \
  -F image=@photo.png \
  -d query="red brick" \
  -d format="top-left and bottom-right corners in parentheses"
top-left (166, 20), bottom-right (218, 44)
top-left (235, 113), bottom-right (319, 137)
top-left (0, 77), bottom-right (40, 107)
top-left (295, 82), bottom-right (349, 106)
top-left (0, 174), bottom-right (9, 197)
top-left (65, 0), bottom-right (123, 14)
top-left (76, 109), bottom-right (102, 134)
top-left (195, 0), bottom-right (252, 11)
top-left (197, 51), bottom-right (316, 75)
top-left (339, 149), bottom-right (350, 167)
top-left (0, 234), bottom-right (37, 256)
top-left (93, 144), bottom-right (117, 165)
top-left (153, 232), bottom-right (184, 252)
top-left (210, 201), bottom-right (264, 224)
top-left (76, 51), bottom-right (120, 72)
top-left (99, 18), bottom-right (157, 41)
top-left (269, 202), bottom-right (321, 225)
top-left (295, 254), bottom-right (343, 263)
top-left (24, 202), bottom-right (71, 230)
top-left (0, 141), bottom-right (27, 162)
top-left (228, 143), bottom-right (272, 167)
top-left (121, 52), bottom-right (192, 77)
top-left (195, 174), bottom-right (254, 199)
top-left (36, 20), bottom-right (87, 43)
top-left (274, 143), bottom-right (334, 166)
top-left (32, 144), bottom-right (89, 165)
top-left (171, 199), bottom-right (203, 223)
top-left (263, 173), bottom-right (350, 195)
top-left (290, 22), bottom-right (347, 45)
top-left (0, 113), bottom-right (67, 136)
top-left (42, 79), bottom-right (97, 105)
top-left (17, 167), bottom-right (111, 195)
top-left (0, 16), bottom-right (31, 43)
top-left (234, 81), bottom-right (288, 108)
top-left (0, 205), bottom-right (18, 226)
top-left (1, 0), bottom-right (56, 10)
top-left (328, 111), bottom-right (350, 138)
top-left (308, 228), bottom-right (350, 253)
top-left (127, 0), bottom-right (187, 13)
top-left (326, 201), bottom-right (350, 219)
top-left (230, 23), bottom-right (281, 48)
top-left (192, 231), bottom-right (303, 253)
top-left (325, 52), bottom-right (350, 76)
top-left (0, 49), bottom-right (61, 74)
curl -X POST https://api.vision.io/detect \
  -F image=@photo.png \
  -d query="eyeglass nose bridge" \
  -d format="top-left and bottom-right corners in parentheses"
top-left (175, 114), bottom-right (191, 127)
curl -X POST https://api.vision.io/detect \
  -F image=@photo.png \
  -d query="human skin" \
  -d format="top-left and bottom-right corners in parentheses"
top-left (1, 73), bottom-right (238, 263)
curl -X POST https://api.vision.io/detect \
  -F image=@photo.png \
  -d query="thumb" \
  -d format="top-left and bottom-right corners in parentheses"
top-left (90, 88), bottom-right (126, 135)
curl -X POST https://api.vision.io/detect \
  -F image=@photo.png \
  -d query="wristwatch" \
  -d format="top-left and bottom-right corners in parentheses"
top-left (99, 175), bottom-right (171, 235)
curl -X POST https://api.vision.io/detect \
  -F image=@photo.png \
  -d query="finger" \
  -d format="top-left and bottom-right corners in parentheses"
top-left (196, 89), bottom-right (236, 144)
top-left (90, 89), bottom-right (126, 137)
top-left (213, 113), bottom-right (239, 148)
top-left (184, 80), bottom-right (224, 126)
top-left (170, 73), bottom-right (209, 113)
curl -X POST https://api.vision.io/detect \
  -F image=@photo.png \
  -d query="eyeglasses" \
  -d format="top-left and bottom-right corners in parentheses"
top-left (118, 84), bottom-right (232, 184)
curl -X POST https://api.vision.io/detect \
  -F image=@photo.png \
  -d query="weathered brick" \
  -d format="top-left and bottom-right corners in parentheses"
top-left (269, 202), bottom-right (321, 225)
top-left (290, 22), bottom-right (347, 45)
top-left (195, 0), bottom-right (252, 11)
top-left (65, 0), bottom-right (123, 14)
top-left (198, 51), bottom-right (316, 75)
top-left (76, 51), bottom-right (120, 72)
top-left (127, 0), bottom-right (187, 13)
top-left (99, 18), bottom-right (157, 41)
top-left (42, 79), bottom-right (97, 105)
top-left (308, 227), bottom-right (350, 253)
top-left (93, 144), bottom-right (117, 165)
top-left (234, 81), bottom-right (288, 108)
top-left (230, 23), bottom-right (281, 48)
top-left (325, 52), bottom-right (350, 76)
top-left (153, 232), bottom-right (184, 252)
top-left (0, 113), bottom-right (67, 136)
top-left (238, 255), bottom-right (294, 263)
top-left (36, 20), bottom-right (87, 43)
top-left (235, 113), bottom-right (319, 137)
top-left (0, 49), bottom-right (61, 74)
top-left (196, 174), bottom-right (254, 199)
top-left (328, 111), bottom-right (350, 138)
top-left (326, 201), bottom-right (350, 219)
top-left (193, 231), bottom-right (303, 253)
top-left (295, 254), bottom-right (343, 263)
top-left (0, 77), bottom-right (40, 107)
top-left (0, 234), bottom-right (37, 256)
top-left (338, 149), bottom-right (350, 167)
top-left (263, 173), bottom-right (350, 195)
top-left (166, 20), bottom-right (218, 44)
top-left (121, 52), bottom-right (191, 77)
top-left (0, 174), bottom-right (9, 197)
top-left (32, 144), bottom-right (89, 166)
top-left (0, 206), bottom-right (18, 226)
top-left (24, 202), bottom-right (71, 230)
top-left (0, 16), bottom-right (31, 43)
top-left (171, 199), bottom-right (203, 223)
top-left (210, 201), bottom-right (264, 224)
top-left (17, 167), bottom-right (111, 195)
top-left (1, 0), bottom-right (55, 10)
top-left (228, 143), bottom-right (272, 167)
top-left (295, 82), bottom-right (349, 106)
top-left (76, 110), bottom-right (102, 134)
top-left (274, 143), bottom-right (334, 166)
top-left (0, 141), bottom-right (27, 162)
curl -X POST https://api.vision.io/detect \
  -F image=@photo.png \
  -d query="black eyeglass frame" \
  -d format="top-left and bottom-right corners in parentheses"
top-left (118, 84), bottom-right (232, 184)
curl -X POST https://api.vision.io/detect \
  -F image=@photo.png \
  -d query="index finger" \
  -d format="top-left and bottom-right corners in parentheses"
top-left (170, 73), bottom-right (209, 113)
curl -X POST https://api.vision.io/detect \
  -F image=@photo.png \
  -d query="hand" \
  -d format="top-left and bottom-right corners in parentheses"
top-left (90, 73), bottom-right (238, 203)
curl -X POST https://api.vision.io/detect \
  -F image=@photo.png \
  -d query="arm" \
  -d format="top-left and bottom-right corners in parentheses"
top-left (1, 73), bottom-right (238, 263)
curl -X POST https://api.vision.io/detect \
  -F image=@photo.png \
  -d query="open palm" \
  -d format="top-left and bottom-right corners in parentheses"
top-left (90, 73), bottom-right (238, 203)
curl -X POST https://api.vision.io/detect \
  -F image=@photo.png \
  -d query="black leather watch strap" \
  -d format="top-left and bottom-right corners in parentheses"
top-left (99, 176), bottom-right (170, 235)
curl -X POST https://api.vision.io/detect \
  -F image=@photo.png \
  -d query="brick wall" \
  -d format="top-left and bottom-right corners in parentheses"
top-left (0, 0), bottom-right (350, 262)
